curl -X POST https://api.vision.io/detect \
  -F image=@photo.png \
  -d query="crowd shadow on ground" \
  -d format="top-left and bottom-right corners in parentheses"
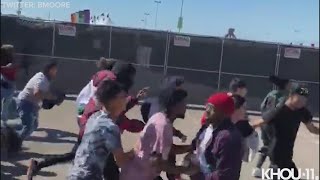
top-left (27, 127), bottom-right (78, 144)
top-left (1, 151), bottom-right (57, 180)
top-left (1, 127), bottom-right (77, 179)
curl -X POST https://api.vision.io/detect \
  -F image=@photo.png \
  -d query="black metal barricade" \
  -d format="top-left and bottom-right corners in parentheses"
top-left (110, 27), bottom-right (167, 66)
top-left (54, 22), bottom-right (111, 60)
top-left (1, 16), bottom-right (53, 56)
top-left (1, 15), bottom-right (319, 116)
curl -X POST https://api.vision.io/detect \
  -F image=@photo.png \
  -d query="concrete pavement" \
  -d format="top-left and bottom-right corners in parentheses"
top-left (1, 100), bottom-right (319, 180)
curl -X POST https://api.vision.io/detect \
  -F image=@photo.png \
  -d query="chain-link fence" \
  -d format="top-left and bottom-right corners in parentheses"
top-left (1, 15), bottom-right (319, 117)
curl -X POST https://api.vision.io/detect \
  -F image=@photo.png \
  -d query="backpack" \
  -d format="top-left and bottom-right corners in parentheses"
top-left (260, 90), bottom-right (286, 113)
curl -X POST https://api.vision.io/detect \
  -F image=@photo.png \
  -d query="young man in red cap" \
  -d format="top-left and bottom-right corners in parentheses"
top-left (200, 78), bottom-right (248, 126)
top-left (190, 92), bottom-right (243, 180)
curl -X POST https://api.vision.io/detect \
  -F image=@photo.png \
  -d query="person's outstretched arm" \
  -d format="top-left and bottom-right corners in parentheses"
top-left (301, 108), bottom-right (319, 135)
top-left (305, 122), bottom-right (319, 135)
top-left (173, 128), bottom-right (187, 142)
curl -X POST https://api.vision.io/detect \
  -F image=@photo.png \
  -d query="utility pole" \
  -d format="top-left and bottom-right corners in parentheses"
top-left (17, 0), bottom-right (22, 16)
top-left (144, 12), bottom-right (150, 28)
top-left (154, 1), bottom-right (161, 29)
top-left (177, 0), bottom-right (184, 32)
top-left (141, 19), bottom-right (146, 28)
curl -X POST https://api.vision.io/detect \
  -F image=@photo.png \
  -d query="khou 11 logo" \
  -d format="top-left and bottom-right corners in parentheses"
top-left (261, 168), bottom-right (319, 180)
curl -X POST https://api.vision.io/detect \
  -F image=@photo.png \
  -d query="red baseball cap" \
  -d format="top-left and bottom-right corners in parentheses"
top-left (201, 92), bottom-right (235, 125)
top-left (206, 92), bottom-right (235, 116)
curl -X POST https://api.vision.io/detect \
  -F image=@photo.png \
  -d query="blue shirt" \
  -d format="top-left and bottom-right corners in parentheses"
top-left (68, 111), bottom-right (122, 180)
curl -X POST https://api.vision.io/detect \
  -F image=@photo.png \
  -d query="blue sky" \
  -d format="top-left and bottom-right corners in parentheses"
top-left (1, 0), bottom-right (319, 45)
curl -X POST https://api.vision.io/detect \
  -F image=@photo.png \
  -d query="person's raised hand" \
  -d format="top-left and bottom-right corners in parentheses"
top-left (180, 135), bottom-right (187, 143)
top-left (136, 87), bottom-right (149, 99)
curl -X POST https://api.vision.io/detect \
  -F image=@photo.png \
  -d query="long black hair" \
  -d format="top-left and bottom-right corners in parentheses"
top-left (42, 61), bottom-right (58, 80)
top-left (160, 76), bottom-right (184, 90)
top-left (111, 62), bottom-right (136, 92)
top-left (158, 87), bottom-right (188, 116)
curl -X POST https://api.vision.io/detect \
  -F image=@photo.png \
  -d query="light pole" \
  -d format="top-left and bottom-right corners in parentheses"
top-left (178, 0), bottom-right (184, 32)
top-left (144, 12), bottom-right (150, 28)
top-left (154, 1), bottom-right (161, 29)
top-left (17, 0), bottom-right (22, 16)
top-left (141, 19), bottom-right (146, 28)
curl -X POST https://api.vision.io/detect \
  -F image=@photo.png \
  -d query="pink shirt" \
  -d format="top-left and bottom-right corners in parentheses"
top-left (120, 112), bottom-right (173, 180)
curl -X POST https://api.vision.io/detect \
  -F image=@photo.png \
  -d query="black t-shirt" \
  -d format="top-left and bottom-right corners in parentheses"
top-left (267, 105), bottom-right (312, 158)
top-left (235, 120), bottom-right (254, 138)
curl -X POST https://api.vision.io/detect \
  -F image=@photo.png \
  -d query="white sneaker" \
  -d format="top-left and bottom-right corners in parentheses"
top-left (252, 168), bottom-right (262, 178)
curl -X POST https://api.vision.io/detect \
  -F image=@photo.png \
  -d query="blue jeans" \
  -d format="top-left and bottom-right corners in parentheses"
top-left (16, 99), bottom-right (39, 140)
top-left (1, 78), bottom-right (15, 122)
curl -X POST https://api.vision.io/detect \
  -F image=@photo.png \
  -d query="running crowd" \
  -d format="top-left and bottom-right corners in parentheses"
top-left (1, 44), bottom-right (319, 180)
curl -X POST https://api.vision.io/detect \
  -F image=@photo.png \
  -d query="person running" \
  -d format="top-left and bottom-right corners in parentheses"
top-left (231, 94), bottom-right (259, 163)
top-left (200, 77), bottom-right (247, 126)
top-left (26, 62), bottom-right (145, 179)
top-left (68, 80), bottom-right (134, 180)
top-left (17, 61), bottom-right (58, 141)
top-left (110, 61), bottom-right (147, 133)
top-left (141, 76), bottom-right (187, 180)
top-left (26, 69), bottom-right (117, 180)
top-left (252, 75), bottom-right (291, 177)
top-left (1, 44), bottom-right (18, 123)
top-left (253, 85), bottom-right (319, 179)
top-left (228, 77), bottom-right (248, 97)
top-left (120, 88), bottom-right (197, 180)
top-left (141, 76), bottom-right (187, 140)
top-left (76, 57), bottom-right (116, 117)
top-left (190, 92), bottom-right (243, 180)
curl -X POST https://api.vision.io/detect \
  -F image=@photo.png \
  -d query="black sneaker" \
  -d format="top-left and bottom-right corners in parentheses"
top-left (27, 159), bottom-right (39, 180)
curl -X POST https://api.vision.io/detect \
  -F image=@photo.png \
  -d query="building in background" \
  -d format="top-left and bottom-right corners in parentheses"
top-left (71, 10), bottom-right (90, 24)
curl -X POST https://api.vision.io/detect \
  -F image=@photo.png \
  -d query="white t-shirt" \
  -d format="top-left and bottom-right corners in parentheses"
top-left (18, 72), bottom-right (50, 106)
top-left (76, 80), bottom-right (96, 107)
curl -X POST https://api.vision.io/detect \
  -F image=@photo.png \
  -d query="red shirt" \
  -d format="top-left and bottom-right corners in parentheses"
top-left (77, 70), bottom-right (144, 139)
top-left (1, 65), bottom-right (18, 81)
top-left (78, 95), bottom-right (142, 139)
top-left (200, 112), bottom-right (206, 125)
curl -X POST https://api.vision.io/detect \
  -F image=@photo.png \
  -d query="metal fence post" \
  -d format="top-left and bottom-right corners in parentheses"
top-left (51, 22), bottom-right (56, 56)
top-left (217, 39), bottom-right (225, 91)
top-left (275, 44), bottom-right (281, 76)
top-left (273, 44), bottom-right (281, 90)
top-left (108, 26), bottom-right (113, 58)
top-left (163, 31), bottom-right (170, 76)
